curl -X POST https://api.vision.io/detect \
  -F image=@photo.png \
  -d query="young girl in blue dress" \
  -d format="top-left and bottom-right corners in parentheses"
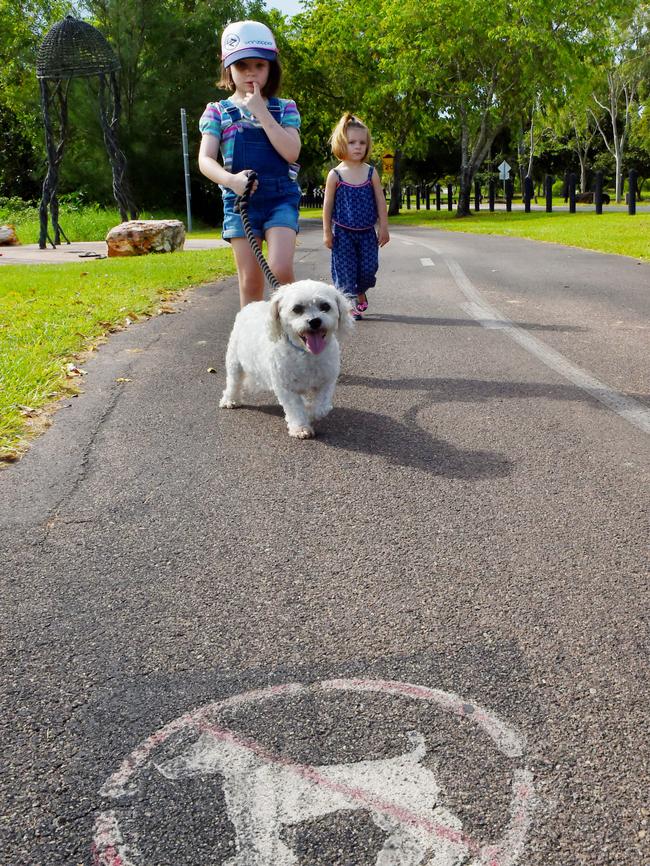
top-left (198, 21), bottom-right (302, 308)
top-left (322, 114), bottom-right (390, 319)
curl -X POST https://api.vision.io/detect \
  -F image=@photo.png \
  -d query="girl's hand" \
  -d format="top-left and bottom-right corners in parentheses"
top-left (378, 226), bottom-right (390, 247)
top-left (241, 82), bottom-right (267, 119)
top-left (323, 231), bottom-right (333, 250)
top-left (229, 170), bottom-right (258, 197)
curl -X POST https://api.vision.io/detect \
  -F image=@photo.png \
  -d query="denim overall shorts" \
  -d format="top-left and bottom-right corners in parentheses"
top-left (220, 98), bottom-right (302, 240)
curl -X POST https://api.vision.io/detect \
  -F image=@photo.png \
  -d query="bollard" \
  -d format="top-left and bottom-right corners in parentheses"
top-left (416, 186), bottom-right (420, 211)
top-left (545, 175), bottom-right (553, 212)
top-left (506, 179), bottom-right (513, 212)
top-left (563, 170), bottom-right (570, 203)
top-left (425, 185), bottom-right (430, 210)
top-left (447, 184), bottom-right (453, 211)
top-left (524, 176), bottom-right (533, 213)
top-left (628, 169), bottom-right (637, 215)
top-left (568, 172), bottom-right (576, 213)
top-left (489, 179), bottom-right (495, 212)
top-left (594, 171), bottom-right (603, 215)
top-left (474, 179), bottom-right (480, 211)
top-left (436, 184), bottom-right (441, 211)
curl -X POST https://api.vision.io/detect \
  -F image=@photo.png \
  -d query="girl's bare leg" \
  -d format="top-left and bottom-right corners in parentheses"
top-left (265, 226), bottom-right (297, 286)
top-left (231, 237), bottom-right (265, 307)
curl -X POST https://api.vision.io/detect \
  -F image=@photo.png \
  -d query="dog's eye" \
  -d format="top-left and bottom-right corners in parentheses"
top-left (319, 302), bottom-right (331, 312)
top-left (292, 304), bottom-right (304, 315)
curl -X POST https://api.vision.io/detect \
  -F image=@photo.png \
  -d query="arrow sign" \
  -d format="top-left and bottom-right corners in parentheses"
top-left (498, 160), bottom-right (511, 180)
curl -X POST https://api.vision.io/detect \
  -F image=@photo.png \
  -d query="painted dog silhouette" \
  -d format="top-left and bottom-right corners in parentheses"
top-left (156, 728), bottom-right (470, 865)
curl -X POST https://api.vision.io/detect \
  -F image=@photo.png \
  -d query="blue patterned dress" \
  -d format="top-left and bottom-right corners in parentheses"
top-left (330, 166), bottom-right (379, 298)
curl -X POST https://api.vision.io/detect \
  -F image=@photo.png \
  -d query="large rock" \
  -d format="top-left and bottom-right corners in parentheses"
top-left (106, 219), bottom-right (185, 257)
top-left (0, 225), bottom-right (20, 246)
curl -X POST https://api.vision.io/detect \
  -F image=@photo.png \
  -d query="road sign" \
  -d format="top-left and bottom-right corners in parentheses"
top-left (382, 153), bottom-right (394, 174)
top-left (498, 160), bottom-right (511, 180)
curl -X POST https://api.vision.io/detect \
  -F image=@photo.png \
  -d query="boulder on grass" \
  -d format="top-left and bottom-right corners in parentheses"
top-left (106, 220), bottom-right (185, 257)
top-left (0, 225), bottom-right (20, 246)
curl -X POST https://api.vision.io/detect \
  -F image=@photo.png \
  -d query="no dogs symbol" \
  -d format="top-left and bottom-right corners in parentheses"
top-left (92, 679), bottom-right (536, 865)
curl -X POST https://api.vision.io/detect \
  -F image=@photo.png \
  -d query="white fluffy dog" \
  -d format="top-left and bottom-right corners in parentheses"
top-left (219, 280), bottom-right (354, 438)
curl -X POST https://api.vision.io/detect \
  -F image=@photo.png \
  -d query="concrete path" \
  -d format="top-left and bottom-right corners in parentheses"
top-left (0, 236), bottom-right (228, 265)
top-left (1, 221), bottom-right (649, 866)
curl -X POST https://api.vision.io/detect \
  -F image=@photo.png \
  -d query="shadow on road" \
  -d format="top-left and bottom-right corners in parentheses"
top-left (362, 313), bottom-right (586, 333)
top-left (319, 407), bottom-right (513, 479)
top-left (339, 373), bottom-right (646, 408)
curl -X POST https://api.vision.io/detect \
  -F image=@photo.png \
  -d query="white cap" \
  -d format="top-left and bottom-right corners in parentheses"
top-left (221, 21), bottom-right (278, 68)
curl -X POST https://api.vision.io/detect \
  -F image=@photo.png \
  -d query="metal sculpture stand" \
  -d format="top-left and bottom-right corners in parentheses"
top-left (37, 16), bottom-right (137, 249)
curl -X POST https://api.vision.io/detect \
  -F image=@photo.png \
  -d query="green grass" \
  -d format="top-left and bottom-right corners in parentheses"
top-left (0, 248), bottom-right (236, 459)
top-left (0, 198), bottom-right (216, 244)
top-left (301, 206), bottom-right (650, 261)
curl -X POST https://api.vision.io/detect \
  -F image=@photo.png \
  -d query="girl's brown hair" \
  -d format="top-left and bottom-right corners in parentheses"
top-left (329, 113), bottom-right (372, 161)
top-left (218, 59), bottom-right (282, 98)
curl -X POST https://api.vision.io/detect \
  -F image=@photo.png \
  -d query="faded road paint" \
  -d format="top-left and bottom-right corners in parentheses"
top-left (93, 679), bottom-right (536, 866)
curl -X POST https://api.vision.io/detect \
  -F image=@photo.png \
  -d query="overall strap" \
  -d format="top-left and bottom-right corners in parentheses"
top-left (267, 97), bottom-right (282, 120)
top-left (333, 169), bottom-right (343, 182)
top-left (220, 99), bottom-right (242, 124)
top-left (367, 165), bottom-right (374, 180)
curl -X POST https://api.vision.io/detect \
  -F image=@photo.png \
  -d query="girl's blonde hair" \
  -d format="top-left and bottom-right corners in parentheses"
top-left (330, 113), bottom-right (372, 161)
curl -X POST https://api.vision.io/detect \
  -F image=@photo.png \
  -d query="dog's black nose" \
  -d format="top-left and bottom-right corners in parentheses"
top-left (308, 317), bottom-right (322, 330)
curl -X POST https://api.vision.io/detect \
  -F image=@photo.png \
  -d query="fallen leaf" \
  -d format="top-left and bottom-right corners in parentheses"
top-left (17, 405), bottom-right (38, 417)
top-left (115, 377), bottom-right (132, 383)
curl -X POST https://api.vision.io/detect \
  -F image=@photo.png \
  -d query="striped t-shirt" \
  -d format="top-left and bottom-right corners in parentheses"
top-left (199, 98), bottom-right (301, 173)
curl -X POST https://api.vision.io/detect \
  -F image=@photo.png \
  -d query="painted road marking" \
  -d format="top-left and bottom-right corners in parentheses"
top-left (420, 257), bottom-right (435, 267)
top-left (93, 679), bottom-right (536, 866)
top-left (396, 231), bottom-right (650, 436)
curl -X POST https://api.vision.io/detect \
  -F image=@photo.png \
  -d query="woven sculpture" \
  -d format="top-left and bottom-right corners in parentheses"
top-left (36, 15), bottom-right (137, 248)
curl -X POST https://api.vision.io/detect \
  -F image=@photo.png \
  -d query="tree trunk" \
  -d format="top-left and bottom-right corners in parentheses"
top-left (387, 150), bottom-right (402, 217)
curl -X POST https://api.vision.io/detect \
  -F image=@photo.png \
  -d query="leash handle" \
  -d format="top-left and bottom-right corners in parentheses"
top-left (233, 170), bottom-right (258, 214)
top-left (233, 171), bottom-right (281, 291)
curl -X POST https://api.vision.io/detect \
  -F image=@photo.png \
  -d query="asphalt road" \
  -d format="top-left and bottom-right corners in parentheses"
top-left (1, 221), bottom-right (649, 866)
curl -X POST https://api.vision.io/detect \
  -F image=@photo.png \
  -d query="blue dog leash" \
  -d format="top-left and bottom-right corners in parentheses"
top-left (233, 171), bottom-right (281, 291)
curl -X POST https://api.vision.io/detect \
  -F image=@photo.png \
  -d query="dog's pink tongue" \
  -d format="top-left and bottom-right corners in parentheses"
top-left (304, 331), bottom-right (326, 354)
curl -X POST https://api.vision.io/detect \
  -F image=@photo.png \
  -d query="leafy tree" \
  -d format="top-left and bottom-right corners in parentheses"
top-left (590, 5), bottom-right (648, 201)
top-left (384, 0), bottom-right (622, 216)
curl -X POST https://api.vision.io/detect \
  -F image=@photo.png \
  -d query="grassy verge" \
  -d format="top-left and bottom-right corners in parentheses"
top-left (301, 207), bottom-right (650, 261)
top-left (0, 248), bottom-right (236, 460)
top-left (0, 199), bottom-right (218, 244)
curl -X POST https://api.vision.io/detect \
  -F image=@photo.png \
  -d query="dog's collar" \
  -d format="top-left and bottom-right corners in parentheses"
top-left (285, 334), bottom-right (309, 353)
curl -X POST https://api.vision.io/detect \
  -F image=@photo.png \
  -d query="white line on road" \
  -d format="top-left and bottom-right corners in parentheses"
top-left (420, 257), bottom-right (435, 267)
top-left (392, 230), bottom-right (650, 436)
top-left (446, 257), bottom-right (650, 435)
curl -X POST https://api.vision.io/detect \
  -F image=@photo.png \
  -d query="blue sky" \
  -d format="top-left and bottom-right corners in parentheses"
top-left (267, 0), bottom-right (305, 17)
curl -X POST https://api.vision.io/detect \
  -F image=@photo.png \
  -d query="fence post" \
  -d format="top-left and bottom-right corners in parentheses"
top-left (416, 186), bottom-right (421, 211)
top-left (474, 179), bottom-right (480, 211)
top-left (447, 184), bottom-right (453, 211)
top-left (544, 175), bottom-right (553, 212)
top-left (406, 185), bottom-right (411, 210)
top-left (488, 178), bottom-right (495, 212)
top-left (594, 171), bottom-right (603, 215)
top-left (628, 169), bottom-right (637, 215)
top-left (425, 185), bottom-right (430, 210)
top-left (563, 170), bottom-right (570, 202)
top-left (569, 172), bottom-right (576, 213)
top-left (506, 179), bottom-right (513, 212)
top-left (436, 184), bottom-right (441, 211)
top-left (524, 176), bottom-right (533, 212)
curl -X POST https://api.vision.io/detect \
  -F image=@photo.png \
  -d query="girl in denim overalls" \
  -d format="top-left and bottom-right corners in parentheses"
top-left (323, 114), bottom-right (390, 320)
top-left (199, 21), bottom-right (301, 307)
